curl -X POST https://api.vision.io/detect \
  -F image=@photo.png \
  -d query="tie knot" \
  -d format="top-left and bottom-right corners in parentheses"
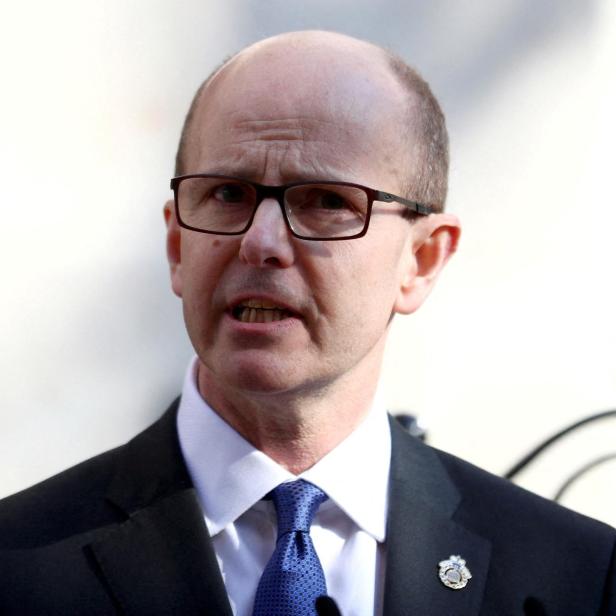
top-left (271, 480), bottom-right (328, 536)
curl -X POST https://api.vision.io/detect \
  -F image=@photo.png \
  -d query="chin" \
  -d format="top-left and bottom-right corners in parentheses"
top-left (233, 362), bottom-right (302, 395)
top-left (205, 350), bottom-right (307, 396)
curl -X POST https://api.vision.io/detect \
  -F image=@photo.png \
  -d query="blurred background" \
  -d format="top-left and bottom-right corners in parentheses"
top-left (1, 0), bottom-right (614, 525)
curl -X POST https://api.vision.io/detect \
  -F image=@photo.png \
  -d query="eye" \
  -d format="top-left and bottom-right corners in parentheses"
top-left (299, 188), bottom-right (352, 211)
top-left (317, 192), bottom-right (347, 210)
top-left (213, 183), bottom-right (250, 204)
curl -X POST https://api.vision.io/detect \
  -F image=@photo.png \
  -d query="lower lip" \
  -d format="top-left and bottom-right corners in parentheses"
top-left (223, 311), bottom-right (303, 333)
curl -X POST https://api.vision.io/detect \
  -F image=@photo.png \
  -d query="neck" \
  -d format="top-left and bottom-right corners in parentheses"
top-left (196, 355), bottom-right (383, 475)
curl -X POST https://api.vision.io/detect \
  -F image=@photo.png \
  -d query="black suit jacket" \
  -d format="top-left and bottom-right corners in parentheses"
top-left (1, 399), bottom-right (614, 615)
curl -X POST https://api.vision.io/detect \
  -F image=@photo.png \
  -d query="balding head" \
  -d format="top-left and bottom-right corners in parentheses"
top-left (175, 30), bottom-right (449, 210)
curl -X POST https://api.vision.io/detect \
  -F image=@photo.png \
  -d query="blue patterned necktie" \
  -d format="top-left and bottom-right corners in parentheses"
top-left (252, 479), bottom-right (329, 616)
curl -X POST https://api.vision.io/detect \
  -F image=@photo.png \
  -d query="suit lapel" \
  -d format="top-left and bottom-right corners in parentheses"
top-left (89, 401), bottom-right (233, 615)
top-left (383, 418), bottom-right (491, 616)
top-left (84, 402), bottom-right (491, 614)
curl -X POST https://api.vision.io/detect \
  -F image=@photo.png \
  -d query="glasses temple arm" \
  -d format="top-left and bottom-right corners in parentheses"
top-left (374, 190), bottom-right (433, 216)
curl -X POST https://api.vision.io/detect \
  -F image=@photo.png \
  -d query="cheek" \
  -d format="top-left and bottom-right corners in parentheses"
top-left (179, 237), bottom-right (230, 312)
top-left (323, 250), bottom-right (400, 324)
top-left (350, 242), bottom-right (410, 317)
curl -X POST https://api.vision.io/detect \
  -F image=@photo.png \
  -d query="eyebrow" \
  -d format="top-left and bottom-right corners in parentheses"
top-left (201, 167), bottom-right (351, 185)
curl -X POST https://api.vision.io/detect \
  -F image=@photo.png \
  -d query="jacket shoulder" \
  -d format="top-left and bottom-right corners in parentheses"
top-left (0, 445), bottom-right (125, 549)
top-left (0, 399), bottom-right (183, 550)
top-left (430, 447), bottom-right (616, 614)
top-left (433, 445), bottom-right (615, 543)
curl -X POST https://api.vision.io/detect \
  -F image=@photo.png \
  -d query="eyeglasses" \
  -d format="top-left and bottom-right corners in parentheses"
top-left (170, 174), bottom-right (434, 241)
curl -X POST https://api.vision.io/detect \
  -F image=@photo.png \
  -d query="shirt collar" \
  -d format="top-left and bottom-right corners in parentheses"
top-left (301, 391), bottom-right (390, 542)
top-left (177, 357), bottom-right (390, 542)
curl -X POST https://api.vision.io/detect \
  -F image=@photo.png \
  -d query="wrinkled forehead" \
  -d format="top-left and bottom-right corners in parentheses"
top-left (191, 37), bottom-right (409, 156)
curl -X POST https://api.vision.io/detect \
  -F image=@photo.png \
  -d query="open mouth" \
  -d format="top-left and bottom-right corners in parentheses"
top-left (231, 299), bottom-right (297, 323)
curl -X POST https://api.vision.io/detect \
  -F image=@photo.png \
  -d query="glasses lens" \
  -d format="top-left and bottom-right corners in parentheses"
top-left (285, 183), bottom-right (368, 238)
top-left (177, 177), bottom-right (256, 232)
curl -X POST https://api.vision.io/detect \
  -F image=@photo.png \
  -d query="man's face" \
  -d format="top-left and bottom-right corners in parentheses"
top-left (165, 37), bottom-right (457, 400)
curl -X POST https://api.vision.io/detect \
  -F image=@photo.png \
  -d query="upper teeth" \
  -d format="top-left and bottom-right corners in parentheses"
top-left (242, 299), bottom-right (283, 310)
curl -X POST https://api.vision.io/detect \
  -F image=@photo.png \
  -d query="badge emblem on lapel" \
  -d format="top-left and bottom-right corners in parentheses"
top-left (438, 555), bottom-right (472, 590)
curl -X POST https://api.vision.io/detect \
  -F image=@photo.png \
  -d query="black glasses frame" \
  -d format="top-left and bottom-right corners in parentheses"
top-left (170, 174), bottom-right (434, 241)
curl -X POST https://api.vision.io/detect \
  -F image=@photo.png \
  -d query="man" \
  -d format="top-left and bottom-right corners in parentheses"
top-left (0, 30), bottom-right (614, 615)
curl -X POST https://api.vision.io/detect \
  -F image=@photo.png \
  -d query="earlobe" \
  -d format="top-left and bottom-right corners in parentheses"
top-left (164, 201), bottom-right (183, 298)
top-left (394, 213), bottom-right (461, 315)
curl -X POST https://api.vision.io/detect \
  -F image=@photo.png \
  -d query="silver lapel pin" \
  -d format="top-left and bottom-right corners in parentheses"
top-left (438, 555), bottom-right (472, 590)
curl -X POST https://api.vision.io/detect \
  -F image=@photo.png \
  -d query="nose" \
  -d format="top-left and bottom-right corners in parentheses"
top-left (238, 198), bottom-right (295, 268)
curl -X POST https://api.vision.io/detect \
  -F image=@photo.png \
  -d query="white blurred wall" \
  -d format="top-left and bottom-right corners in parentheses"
top-left (1, 1), bottom-right (614, 525)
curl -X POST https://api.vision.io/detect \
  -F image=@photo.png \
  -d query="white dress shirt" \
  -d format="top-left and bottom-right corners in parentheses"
top-left (177, 357), bottom-right (391, 616)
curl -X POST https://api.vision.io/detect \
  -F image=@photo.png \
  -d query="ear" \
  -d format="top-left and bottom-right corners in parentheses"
top-left (394, 213), bottom-right (461, 315)
top-left (164, 200), bottom-right (183, 298)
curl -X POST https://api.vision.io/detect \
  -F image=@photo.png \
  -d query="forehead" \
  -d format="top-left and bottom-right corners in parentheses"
top-left (185, 40), bottom-right (409, 188)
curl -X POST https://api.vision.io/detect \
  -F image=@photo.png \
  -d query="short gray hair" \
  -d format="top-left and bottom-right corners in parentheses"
top-left (386, 52), bottom-right (449, 211)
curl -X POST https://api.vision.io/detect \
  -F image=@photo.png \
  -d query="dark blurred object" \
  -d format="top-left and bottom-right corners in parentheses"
top-left (523, 596), bottom-right (548, 616)
top-left (553, 452), bottom-right (616, 502)
top-left (504, 410), bottom-right (616, 480)
top-left (504, 409), bottom-right (616, 502)
top-left (394, 413), bottom-right (427, 441)
top-left (315, 595), bottom-right (342, 616)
